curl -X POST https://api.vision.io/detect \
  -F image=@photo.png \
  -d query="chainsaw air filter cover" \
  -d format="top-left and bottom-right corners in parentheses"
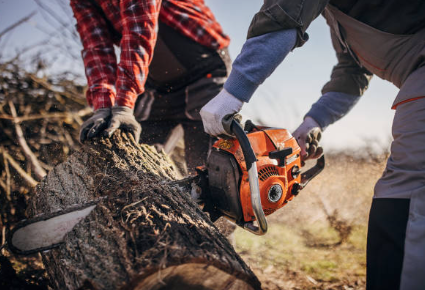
top-left (207, 127), bottom-right (302, 224)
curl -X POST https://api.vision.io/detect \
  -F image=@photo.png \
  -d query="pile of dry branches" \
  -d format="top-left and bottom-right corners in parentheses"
top-left (0, 59), bottom-right (90, 245)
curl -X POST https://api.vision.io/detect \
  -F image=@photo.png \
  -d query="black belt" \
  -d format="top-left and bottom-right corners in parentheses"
top-left (146, 21), bottom-right (230, 94)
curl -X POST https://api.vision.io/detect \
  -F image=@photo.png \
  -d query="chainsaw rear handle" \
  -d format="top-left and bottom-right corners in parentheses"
top-left (230, 119), bottom-right (268, 236)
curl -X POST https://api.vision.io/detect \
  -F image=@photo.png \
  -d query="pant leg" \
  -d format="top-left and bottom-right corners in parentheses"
top-left (135, 66), bottom-right (225, 173)
top-left (139, 120), bottom-right (177, 146)
top-left (368, 98), bottom-right (425, 290)
top-left (366, 198), bottom-right (410, 290)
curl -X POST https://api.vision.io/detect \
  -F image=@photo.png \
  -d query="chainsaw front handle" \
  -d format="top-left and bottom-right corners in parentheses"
top-left (300, 155), bottom-right (325, 189)
top-left (230, 119), bottom-right (268, 235)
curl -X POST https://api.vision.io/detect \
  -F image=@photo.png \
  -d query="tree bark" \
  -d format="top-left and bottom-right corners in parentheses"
top-left (28, 132), bottom-right (260, 290)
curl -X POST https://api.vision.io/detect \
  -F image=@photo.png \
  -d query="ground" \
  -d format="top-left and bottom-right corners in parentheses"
top-left (235, 219), bottom-right (367, 290)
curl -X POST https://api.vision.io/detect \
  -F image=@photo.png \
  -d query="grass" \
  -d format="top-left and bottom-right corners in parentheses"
top-left (235, 223), bottom-right (366, 285)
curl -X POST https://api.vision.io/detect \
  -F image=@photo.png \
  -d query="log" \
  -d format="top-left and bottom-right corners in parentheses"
top-left (28, 131), bottom-right (260, 290)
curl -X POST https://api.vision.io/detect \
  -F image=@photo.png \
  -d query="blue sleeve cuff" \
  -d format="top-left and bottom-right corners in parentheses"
top-left (224, 69), bottom-right (259, 103)
top-left (306, 91), bottom-right (361, 129)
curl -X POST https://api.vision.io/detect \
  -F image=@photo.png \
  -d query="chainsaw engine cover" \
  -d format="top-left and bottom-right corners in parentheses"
top-left (207, 127), bottom-right (302, 224)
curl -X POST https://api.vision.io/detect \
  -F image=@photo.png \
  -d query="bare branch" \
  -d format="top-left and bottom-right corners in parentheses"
top-left (28, 74), bottom-right (87, 104)
top-left (0, 11), bottom-right (37, 39)
top-left (0, 226), bottom-right (6, 255)
top-left (0, 178), bottom-right (7, 193)
top-left (0, 148), bottom-right (38, 188)
top-left (0, 107), bottom-right (91, 123)
top-left (2, 153), bottom-right (11, 201)
top-left (8, 101), bottom-right (47, 180)
top-left (33, 0), bottom-right (78, 42)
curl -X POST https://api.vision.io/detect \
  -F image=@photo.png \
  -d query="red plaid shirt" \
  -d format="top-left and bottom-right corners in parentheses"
top-left (70, 0), bottom-right (230, 110)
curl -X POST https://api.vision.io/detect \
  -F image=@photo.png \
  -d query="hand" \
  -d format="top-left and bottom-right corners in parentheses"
top-left (200, 89), bottom-right (244, 136)
top-left (103, 106), bottom-right (142, 143)
top-left (80, 108), bottom-right (111, 143)
top-left (293, 117), bottom-right (323, 162)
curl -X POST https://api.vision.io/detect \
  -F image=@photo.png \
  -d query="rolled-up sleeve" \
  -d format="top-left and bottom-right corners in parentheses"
top-left (115, 0), bottom-right (161, 109)
top-left (247, 0), bottom-right (329, 48)
top-left (70, 0), bottom-right (119, 110)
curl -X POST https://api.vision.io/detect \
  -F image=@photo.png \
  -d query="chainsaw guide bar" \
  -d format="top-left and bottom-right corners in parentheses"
top-left (7, 200), bottom-right (100, 255)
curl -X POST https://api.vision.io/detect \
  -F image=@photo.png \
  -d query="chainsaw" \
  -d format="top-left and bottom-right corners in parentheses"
top-left (6, 119), bottom-right (324, 255)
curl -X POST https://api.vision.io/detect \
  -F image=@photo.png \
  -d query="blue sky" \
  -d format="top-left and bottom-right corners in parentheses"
top-left (0, 0), bottom-right (397, 152)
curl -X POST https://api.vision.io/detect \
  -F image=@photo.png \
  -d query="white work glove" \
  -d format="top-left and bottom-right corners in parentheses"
top-left (292, 116), bottom-right (323, 162)
top-left (200, 89), bottom-right (244, 136)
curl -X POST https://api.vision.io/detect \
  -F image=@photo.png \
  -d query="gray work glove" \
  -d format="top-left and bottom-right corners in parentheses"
top-left (80, 108), bottom-right (111, 143)
top-left (103, 106), bottom-right (141, 143)
top-left (292, 116), bottom-right (323, 162)
top-left (200, 88), bottom-right (244, 136)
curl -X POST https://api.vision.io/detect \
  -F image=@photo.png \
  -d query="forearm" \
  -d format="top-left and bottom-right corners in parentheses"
top-left (224, 29), bottom-right (297, 103)
top-left (305, 91), bottom-right (361, 129)
top-left (322, 28), bottom-right (373, 97)
top-left (308, 28), bottom-right (372, 129)
top-left (321, 55), bottom-right (373, 97)
top-left (81, 48), bottom-right (118, 109)
top-left (115, 0), bottom-right (161, 109)
top-left (71, 0), bottom-right (118, 110)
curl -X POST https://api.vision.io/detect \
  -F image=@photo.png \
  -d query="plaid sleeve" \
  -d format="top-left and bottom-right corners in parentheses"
top-left (160, 0), bottom-right (230, 50)
top-left (115, 0), bottom-right (162, 109)
top-left (70, 0), bottom-right (118, 110)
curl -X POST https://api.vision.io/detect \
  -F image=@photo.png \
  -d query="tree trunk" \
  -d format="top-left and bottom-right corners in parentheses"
top-left (28, 132), bottom-right (260, 290)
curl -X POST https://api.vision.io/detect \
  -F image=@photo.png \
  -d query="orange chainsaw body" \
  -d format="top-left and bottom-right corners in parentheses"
top-left (211, 127), bottom-right (302, 223)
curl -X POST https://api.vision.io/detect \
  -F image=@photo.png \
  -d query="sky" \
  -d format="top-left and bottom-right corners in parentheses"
top-left (0, 0), bottom-right (398, 152)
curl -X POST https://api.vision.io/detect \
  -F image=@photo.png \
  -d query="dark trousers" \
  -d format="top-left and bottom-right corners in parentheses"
top-left (139, 119), bottom-right (214, 174)
top-left (366, 198), bottom-right (410, 290)
top-left (135, 73), bottom-right (225, 174)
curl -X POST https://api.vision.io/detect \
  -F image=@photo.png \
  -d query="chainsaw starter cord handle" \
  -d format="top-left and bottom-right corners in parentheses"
top-left (230, 119), bottom-right (268, 235)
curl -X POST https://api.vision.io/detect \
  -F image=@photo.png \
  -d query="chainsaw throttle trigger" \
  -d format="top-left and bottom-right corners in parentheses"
top-left (230, 119), bottom-right (268, 235)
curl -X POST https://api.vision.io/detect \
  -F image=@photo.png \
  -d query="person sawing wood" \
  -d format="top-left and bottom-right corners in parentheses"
top-left (200, 1), bottom-right (425, 289)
